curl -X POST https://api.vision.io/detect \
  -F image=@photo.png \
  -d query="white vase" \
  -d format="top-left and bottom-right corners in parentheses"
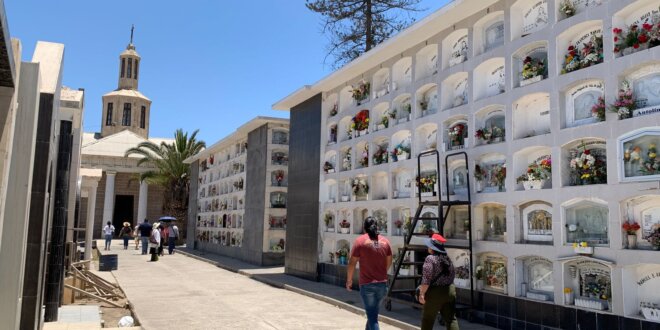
top-left (340, 227), bottom-right (349, 234)
top-left (523, 180), bottom-right (545, 190)
top-left (476, 280), bottom-right (484, 290)
top-left (400, 152), bottom-right (408, 160)
top-left (476, 180), bottom-right (483, 193)
top-left (399, 268), bottom-right (409, 276)
top-left (327, 227), bottom-right (335, 232)
top-left (627, 235), bottom-right (638, 249)
top-left (565, 292), bottom-right (575, 305)
top-left (341, 195), bottom-right (349, 202)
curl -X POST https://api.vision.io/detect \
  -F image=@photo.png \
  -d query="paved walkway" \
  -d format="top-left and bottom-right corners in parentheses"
top-left (101, 240), bottom-right (400, 330)
top-left (174, 247), bottom-right (495, 330)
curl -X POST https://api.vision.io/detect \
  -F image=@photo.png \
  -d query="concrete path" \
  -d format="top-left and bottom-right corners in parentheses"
top-left (101, 240), bottom-right (400, 330)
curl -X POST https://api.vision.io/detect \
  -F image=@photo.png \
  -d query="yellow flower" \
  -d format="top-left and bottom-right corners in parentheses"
top-left (563, 287), bottom-right (573, 293)
top-left (580, 242), bottom-right (588, 247)
top-left (572, 243), bottom-right (578, 248)
top-left (650, 144), bottom-right (656, 148)
top-left (581, 174), bottom-right (590, 179)
top-left (650, 152), bottom-right (657, 159)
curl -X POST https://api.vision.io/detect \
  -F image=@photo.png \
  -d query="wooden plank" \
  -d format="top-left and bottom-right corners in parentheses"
top-left (64, 284), bottom-right (124, 308)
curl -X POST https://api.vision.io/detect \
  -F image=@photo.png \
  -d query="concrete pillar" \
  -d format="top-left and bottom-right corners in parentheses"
top-left (102, 171), bottom-right (116, 227)
top-left (84, 183), bottom-right (98, 260)
top-left (0, 61), bottom-right (39, 330)
top-left (137, 179), bottom-right (148, 222)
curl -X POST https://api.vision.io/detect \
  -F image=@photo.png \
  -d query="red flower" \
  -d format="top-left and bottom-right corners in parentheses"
top-left (643, 23), bottom-right (653, 31)
top-left (638, 34), bottom-right (648, 43)
top-left (613, 28), bottom-right (622, 34)
top-left (568, 45), bottom-right (575, 51)
top-left (613, 36), bottom-right (618, 42)
top-left (613, 47), bottom-right (620, 53)
top-left (634, 43), bottom-right (640, 49)
top-left (583, 149), bottom-right (590, 155)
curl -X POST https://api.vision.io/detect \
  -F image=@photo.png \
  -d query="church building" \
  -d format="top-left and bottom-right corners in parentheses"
top-left (79, 30), bottom-right (172, 238)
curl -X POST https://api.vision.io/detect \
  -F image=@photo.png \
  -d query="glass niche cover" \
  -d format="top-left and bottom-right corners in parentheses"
top-left (564, 259), bottom-right (612, 311)
top-left (482, 255), bottom-right (507, 292)
top-left (621, 130), bottom-right (660, 181)
top-left (522, 257), bottom-right (554, 301)
top-left (565, 201), bottom-right (608, 246)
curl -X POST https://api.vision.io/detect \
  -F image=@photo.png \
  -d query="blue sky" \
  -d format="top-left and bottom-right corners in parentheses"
top-left (6, 0), bottom-right (448, 143)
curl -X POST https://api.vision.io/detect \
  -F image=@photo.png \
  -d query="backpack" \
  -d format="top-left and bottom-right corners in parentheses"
top-left (149, 230), bottom-right (158, 244)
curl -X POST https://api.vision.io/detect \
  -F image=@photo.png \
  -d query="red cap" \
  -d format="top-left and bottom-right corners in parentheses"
top-left (431, 233), bottom-right (447, 243)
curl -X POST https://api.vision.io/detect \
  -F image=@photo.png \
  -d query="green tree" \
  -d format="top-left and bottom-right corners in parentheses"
top-left (125, 129), bottom-right (205, 240)
top-left (306, 0), bottom-right (422, 68)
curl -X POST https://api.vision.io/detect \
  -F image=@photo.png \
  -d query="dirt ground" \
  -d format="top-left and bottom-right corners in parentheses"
top-left (65, 247), bottom-right (139, 327)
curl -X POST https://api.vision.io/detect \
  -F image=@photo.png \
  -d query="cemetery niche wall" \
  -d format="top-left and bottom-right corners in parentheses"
top-left (516, 256), bottom-right (554, 301)
top-left (561, 257), bottom-right (613, 311)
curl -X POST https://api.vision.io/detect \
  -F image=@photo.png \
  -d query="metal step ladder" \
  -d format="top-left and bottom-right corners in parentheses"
top-left (385, 150), bottom-right (474, 312)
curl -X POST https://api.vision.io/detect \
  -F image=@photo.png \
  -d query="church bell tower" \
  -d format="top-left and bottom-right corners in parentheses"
top-left (101, 25), bottom-right (152, 138)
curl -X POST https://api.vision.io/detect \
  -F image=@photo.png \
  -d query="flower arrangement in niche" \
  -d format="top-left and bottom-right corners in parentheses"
top-left (394, 219), bottom-right (403, 229)
top-left (388, 109), bottom-right (397, 120)
top-left (559, 0), bottom-right (576, 18)
top-left (568, 142), bottom-right (606, 185)
top-left (492, 164), bottom-right (506, 191)
top-left (448, 123), bottom-right (466, 147)
top-left (610, 81), bottom-right (636, 120)
top-left (416, 173), bottom-right (437, 194)
top-left (475, 126), bottom-right (505, 144)
top-left (339, 219), bottom-right (351, 229)
top-left (390, 142), bottom-right (411, 162)
top-left (613, 19), bottom-right (660, 56)
top-left (323, 161), bottom-right (334, 173)
top-left (474, 164), bottom-right (487, 182)
top-left (358, 145), bottom-right (369, 167)
top-left (591, 96), bottom-right (606, 122)
top-left (646, 224), bottom-right (660, 250)
top-left (351, 110), bottom-right (370, 135)
top-left (372, 144), bottom-right (389, 165)
top-left (640, 144), bottom-right (660, 176)
top-left (561, 35), bottom-right (603, 74)
top-left (351, 178), bottom-right (369, 197)
top-left (380, 115), bottom-right (389, 129)
top-left (342, 148), bottom-right (352, 171)
top-left (330, 103), bottom-right (338, 117)
top-left (274, 170), bottom-right (285, 186)
top-left (521, 56), bottom-right (546, 81)
top-left (351, 80), bottom-right (370, 103)
top-left (622, 221), bottom-right (640, 235)
top-left (516, 156), bottom-right (552, 184)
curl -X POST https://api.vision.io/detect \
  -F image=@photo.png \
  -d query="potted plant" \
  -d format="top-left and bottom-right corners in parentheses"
top-left (474, 164), bottom-right (486, 192)
top-left (391, 143), bottom-right (411, 162)
top-left (417, 173), bottom-right (437, 197)
top-left (351, 178), bottom-right (369, 201)
top-left (274, 170), bottom-right (285, 186)
top-left (330, 103), bottom-right (338, 117)
top-left (372, 144), bottom-right (389, 165)
top-left (351, 81), bottom-right (370, 105)
top-left (324, 213), bottom-right (334, 232)
top-left (564, 287), bottom-right (575, 305)
top-left (339, 220), bottom-right (351, 234)
top-left (447, 124), bottom-right (466, 149)
top-left (378, 115), bottom-right (389, 130)
top-left (475, 266), bottom-right (484, 290)
top-left (591, 96), bottom-right (606, 122)
top-left (328, 251), bottom-right (335, 264)
top-left (351, 110), bottom-right (370, 137)
top-left (622, 221), bottom-right (641, 249)
top-left (516, 156), bottom-right (551, 190)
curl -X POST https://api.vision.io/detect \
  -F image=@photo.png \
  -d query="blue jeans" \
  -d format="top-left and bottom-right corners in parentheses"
top-left (141, 237), bottom-right (149, 254)
top-left (359, 282), bottom-right (387, 330)
top-left (104, 234), bottom-right (112, 249)
top-left (168, 237), bottom-right (176, 254)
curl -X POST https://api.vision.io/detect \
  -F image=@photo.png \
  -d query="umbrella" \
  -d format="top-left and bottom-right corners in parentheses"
top-left (159, 216), bottom-right (176, 222)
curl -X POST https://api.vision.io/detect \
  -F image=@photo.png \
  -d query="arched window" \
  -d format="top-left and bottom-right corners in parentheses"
top-left (140, 106), bottom-right (146, 129)
top-left (105, 103), bottom-right (113, 126)
top-left (134, 59), bottom-right (139, 80)
top-left (122, 103), bottom-right (131, 126)
top-left (127, 58), bottom-right (132, 79)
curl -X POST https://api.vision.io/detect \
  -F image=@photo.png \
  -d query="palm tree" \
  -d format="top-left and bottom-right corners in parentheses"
top-left (125, 129), bottom-right (205, 240)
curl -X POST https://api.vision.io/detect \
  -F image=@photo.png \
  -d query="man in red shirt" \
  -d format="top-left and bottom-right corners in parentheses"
top-left (347, 217), bottom-right (392, 330)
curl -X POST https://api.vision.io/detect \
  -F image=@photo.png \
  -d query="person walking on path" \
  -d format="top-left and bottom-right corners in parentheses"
top-left (167, 223), bottom-right (179, 255)
top-left (418, 233), bottom-right (459, 330)
top-left (119, 222), bottom-right (133, 250)
top-left (158, 223), bottom-right (166, 257)
top-left (138, 219), bottom-right (152, 255)
top-left (149, 222), bottom-right (161, 262)
top-left (102, 221), bottom-right (115, 251)
top-left (346, 217), bottom-right (392, 330)
top-left (133, 224), bottom-right (140, 250)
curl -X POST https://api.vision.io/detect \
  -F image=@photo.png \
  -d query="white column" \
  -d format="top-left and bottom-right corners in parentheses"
top-left (84, 183), bottom-right (98, 260)
top-left (137, 180), bottom-right (148, 222)
top-left (102, 171), bottom-right (116, 228)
